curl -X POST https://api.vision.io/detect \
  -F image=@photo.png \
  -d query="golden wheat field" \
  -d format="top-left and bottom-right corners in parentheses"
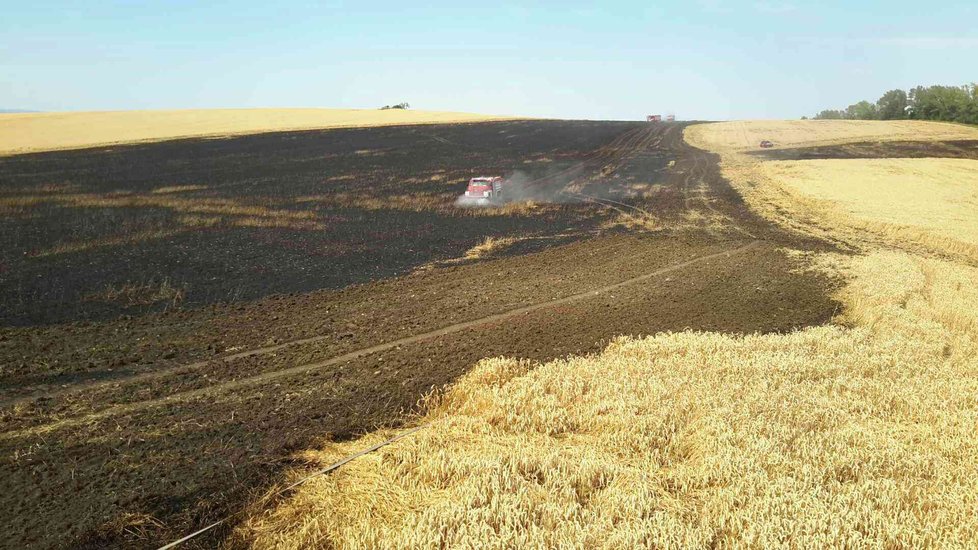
top-left (686, 121), bottom-right (978, 263)
top-left (757, 158), bottom-right (978, 261)
top-left (0, 108), bottom-right (512, 155)
top-left (685, 119), bottom-right (978, 152)
top-left (234, 121), bottom-right (978, 549)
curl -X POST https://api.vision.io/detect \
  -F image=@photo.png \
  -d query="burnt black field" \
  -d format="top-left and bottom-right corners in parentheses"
top-left (0, 120), bottom-right (649, 325)
top-left (750, 139), bottom-right (978, 161)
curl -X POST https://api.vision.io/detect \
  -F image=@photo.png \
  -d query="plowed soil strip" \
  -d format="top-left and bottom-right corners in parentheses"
top-left (8, 240), bottom-right (759, 439)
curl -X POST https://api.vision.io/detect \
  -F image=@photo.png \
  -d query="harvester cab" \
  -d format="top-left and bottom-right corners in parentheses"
top-left (459, 176), bottom-right (505, 206)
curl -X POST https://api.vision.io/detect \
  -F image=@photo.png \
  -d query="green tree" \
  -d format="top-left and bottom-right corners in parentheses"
top-left (812, 83), bottom-right (978, 124)
top-left (964, 83), bottom-right (978, 124)
top-left (845, 100), bottom-right (878, 120)
top-left (910, 85), bottom-right (973, 122)
top-left (876, 89), bottom-right (908, 120)
top-left (908, 86), bottom-right (934, 119)
top-left (814, 109), bottom-right (845, 120)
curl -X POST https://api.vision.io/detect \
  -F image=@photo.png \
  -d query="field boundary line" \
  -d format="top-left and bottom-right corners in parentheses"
top-left (4, 240), bottom-right (760, 438)
top-left (156, 425), bottom-right (426, 549)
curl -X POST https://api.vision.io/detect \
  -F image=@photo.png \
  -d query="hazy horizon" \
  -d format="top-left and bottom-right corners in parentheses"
top-left (3, 1), bottom-right (977, 120)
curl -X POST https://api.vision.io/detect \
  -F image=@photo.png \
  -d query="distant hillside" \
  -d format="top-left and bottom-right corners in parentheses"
top-left (0, 109), bottom-right (39, 113)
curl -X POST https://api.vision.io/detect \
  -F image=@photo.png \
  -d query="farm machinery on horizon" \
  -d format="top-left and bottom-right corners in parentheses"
top-left (647, 114), bottom-right (676, 122)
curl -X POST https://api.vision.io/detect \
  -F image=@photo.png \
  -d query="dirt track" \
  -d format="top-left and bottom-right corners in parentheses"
top-left (0, 122), bottom-right (839, 549)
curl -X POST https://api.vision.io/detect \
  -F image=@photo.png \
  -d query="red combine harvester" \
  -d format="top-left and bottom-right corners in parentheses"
top-left (647, 114), bottom-right (662, 122)
top-left (458, 176), bottom-right (506, 206)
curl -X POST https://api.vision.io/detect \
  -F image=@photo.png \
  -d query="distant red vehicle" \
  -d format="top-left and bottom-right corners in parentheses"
top-left (759, 140), bottom-right (774, 148)
top-left (647, 114), bottom-right (662, 122)
top-left (458, 176), bottom-right (506, 206)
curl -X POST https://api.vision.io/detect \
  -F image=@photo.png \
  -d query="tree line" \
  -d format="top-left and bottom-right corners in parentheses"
top-left (808, 83), bottom-right (978, 124)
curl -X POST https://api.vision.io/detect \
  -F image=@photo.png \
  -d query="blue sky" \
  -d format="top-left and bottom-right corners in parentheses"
top-left (2, 1), bottom-right (976, 119)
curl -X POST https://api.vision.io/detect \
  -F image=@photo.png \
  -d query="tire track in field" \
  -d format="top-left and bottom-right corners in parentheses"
top-left (568, 123), bottom-right (671, 222)
top-left (523, 123), bottom-right (667, 194)
top-left (521, 125), bottom-right (647, 191)
top-left (4, 240), bottom-right (760, 439)
top-left (675, 134), bottom-right (757, 238)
